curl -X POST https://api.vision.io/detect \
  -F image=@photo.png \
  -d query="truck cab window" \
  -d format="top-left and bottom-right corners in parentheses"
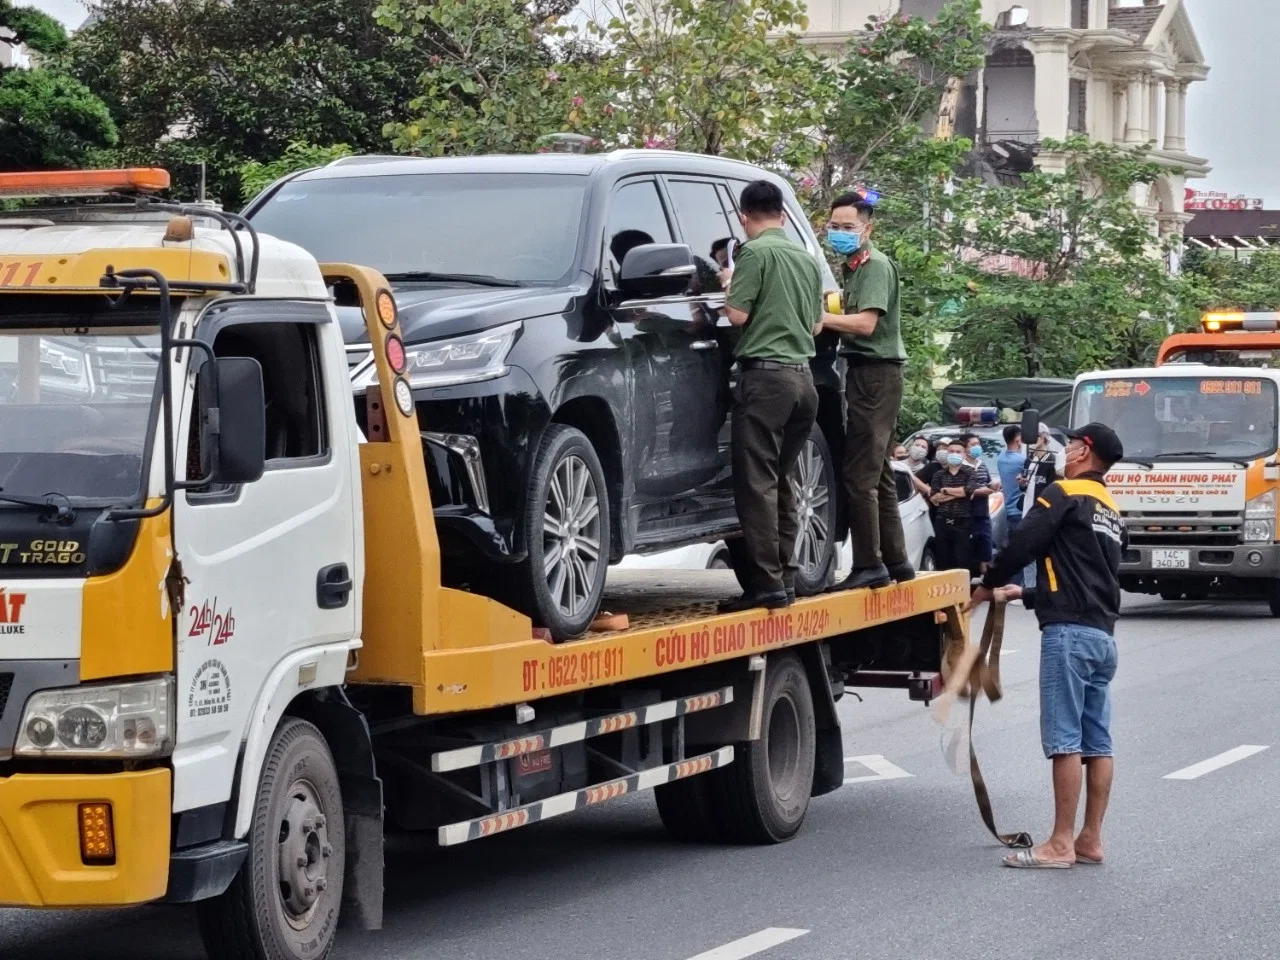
top-left (186, 321), bottom-right (329, 495)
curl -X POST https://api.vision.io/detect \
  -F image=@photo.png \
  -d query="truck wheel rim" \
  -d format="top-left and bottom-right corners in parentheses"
top-left (276, 779), bottom-right (332, 930)
top-left (767, 693), bottom-right (802, 802)
top-left (791, 439), bottom-right (831, 577)
top-left (543, 454), bottom-right (602, 618)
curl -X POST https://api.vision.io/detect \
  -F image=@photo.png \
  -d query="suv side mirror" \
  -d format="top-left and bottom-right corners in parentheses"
top-left (618, 243), bottom-right (695, 299)
top-left (198, 356), bottom-right (266, 485)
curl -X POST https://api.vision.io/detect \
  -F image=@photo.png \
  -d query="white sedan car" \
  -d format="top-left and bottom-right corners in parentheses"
top-left (617, 460), bottom-right (934, 576)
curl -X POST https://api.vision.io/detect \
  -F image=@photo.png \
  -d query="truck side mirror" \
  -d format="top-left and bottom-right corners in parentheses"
top-left (1021, 408), bottom-right (1040, 448)
top-left (198, 356), bottom-right (266, 485)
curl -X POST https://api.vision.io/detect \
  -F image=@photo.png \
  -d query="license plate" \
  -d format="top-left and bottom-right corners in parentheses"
top-left (513, 750), bottom-right (553, 778)
top-left (1151, 549), bottom-right (1190, 569)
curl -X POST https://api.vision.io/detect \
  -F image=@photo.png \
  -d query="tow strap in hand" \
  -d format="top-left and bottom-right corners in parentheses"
top-left (937, 599), bottom-right (1032, 849)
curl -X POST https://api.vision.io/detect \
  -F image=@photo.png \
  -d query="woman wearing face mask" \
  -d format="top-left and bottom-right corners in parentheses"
top-left (892, 443), bottom-right (908, 461)
top-left (929, 439), bottom-right (979, 573)
top-left (907, 438), bottom-right (934, 497)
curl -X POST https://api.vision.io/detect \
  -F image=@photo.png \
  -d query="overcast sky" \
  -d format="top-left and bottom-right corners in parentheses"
top-left (24, 0), bottom-right (1279, 203)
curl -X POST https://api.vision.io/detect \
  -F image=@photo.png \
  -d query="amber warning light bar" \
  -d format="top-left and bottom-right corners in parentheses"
top-left (1202, 311), bottom-right (1280, 333)
top-left (0, 168), bottom-right (171, 199)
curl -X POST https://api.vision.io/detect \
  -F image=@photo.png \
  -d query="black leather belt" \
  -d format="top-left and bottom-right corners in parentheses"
top-left (738, 359), bottom-right (809, 371)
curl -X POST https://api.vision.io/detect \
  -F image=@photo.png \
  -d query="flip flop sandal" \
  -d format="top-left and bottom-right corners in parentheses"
top-left (1075, 854), bottom-right (1103, 865)
top-left (1002, 849), bottom-right (1073, 869)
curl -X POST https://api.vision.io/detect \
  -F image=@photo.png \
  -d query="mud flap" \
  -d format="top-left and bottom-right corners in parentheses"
top-left (811, 725), bottom-right (845, 797)
top-left (342, 780), bottom-right (385, 931)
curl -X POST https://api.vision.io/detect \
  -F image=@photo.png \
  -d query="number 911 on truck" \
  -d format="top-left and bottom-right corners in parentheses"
top-left (0, 168), bottom-right (971, 960)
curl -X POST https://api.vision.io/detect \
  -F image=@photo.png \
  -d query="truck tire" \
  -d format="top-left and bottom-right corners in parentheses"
top-left (654, 775), bottom-right (722, 842)
top-left (726, 424), bottom-right (837, 597)
top-left (1268, 582), bottom-right (1280, 617)
top-left (518, 424), bottom-right (610, 640)
top-left (198, 718), bottom-right (346, 960)
top-left (713, 653), bottom-right (816, 844)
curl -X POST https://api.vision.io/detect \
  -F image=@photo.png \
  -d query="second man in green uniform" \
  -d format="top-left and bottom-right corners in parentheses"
top-left (820, 189), bottom-right (913, 591)
top-left (720, 180), bottom-right (822, 612)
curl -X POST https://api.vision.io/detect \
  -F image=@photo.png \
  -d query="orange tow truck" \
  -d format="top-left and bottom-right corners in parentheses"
top-left (0, 168), bottom-right (973, 960)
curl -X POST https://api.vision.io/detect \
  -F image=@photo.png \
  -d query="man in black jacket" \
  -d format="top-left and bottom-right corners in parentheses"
top-left (968, 423), bottom-right (1126, 870)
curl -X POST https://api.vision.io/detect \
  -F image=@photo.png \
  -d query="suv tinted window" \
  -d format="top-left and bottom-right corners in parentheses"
top-left (605, 179), bottom-right (674, 281)
top-left (248, 173), bottom-right (587, 285)
top-left (666, 179), bottom-right (736, 293)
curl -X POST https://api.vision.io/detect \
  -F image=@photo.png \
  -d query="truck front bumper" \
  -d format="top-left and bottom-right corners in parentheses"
top-left (1122, 543), bottom-right (1280, 579)
top-left (0, 768), bottom-right (170, 907)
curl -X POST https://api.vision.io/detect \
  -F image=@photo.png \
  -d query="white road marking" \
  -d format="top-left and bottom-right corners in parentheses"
top-left (1164, 745), bottom-right (1270, 780)
top-left (1002, 648), bottom-right (1021, 655)
top-left (685, 928), bottom-right (809, 960)
top-left (843, 754), bottom-right (913, 784)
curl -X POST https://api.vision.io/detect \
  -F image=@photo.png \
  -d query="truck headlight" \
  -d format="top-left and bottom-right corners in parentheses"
top-left (1246, 490), bottom-right (1276, 518)
top-left (15, 677), bottom-right (174, 758)
top-left (352, 321), bottom-right (521, 390)
top-left (1244, 491), bottom-right (1276, 542)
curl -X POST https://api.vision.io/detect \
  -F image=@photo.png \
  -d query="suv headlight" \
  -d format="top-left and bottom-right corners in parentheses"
top-left (1244, 491), bottom-right (1277, 542)
top-left (15, 677), bottom-right (174, 758)
top-left (352, 321), bottom-right (521, 391)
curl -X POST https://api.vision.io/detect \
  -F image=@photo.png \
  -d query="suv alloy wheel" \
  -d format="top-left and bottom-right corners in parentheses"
top-left (518, 424), bottom-right (611, 640)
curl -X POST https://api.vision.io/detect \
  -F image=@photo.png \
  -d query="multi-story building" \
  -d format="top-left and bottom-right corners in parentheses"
top-left (801, 0), bottom-right (1211, 237)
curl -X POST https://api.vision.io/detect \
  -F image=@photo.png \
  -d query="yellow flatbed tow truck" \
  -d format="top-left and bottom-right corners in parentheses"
top-left (0, 169), bottom-right (970, 960)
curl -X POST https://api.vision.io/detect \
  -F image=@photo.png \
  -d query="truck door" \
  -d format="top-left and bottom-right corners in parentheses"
top-left (170, 302), bottom-right (360, 815)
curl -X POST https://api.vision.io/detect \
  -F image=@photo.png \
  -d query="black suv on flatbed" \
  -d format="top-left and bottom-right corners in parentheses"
top-left (244, 150), bottom-right (846, 638)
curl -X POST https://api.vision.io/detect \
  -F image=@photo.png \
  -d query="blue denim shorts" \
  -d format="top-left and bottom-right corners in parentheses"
top-left (1039, 623), bottom-right (1118, 759)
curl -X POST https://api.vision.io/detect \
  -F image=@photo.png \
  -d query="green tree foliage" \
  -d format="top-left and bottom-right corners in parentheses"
top-left (571, 0), bottom-right (834, 170)
top-left (820, 0), bottom-right (988, 200)
top-left (1183, 246), bottom-right (1280, 316)
top-left (68, 0), bottom-right (432, 205)
top-left (376, 0), bottom-right (583, 156)
top-left (940, 137), bottom-right (1185, 379)
top-left (239, 142), bottom-right (354, 201)
top-left (0, 0), bottom-right (117, 171)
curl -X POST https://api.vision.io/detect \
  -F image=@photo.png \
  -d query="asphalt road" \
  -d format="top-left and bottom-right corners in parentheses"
top-left (4, 591), bottom-right (1278, 960)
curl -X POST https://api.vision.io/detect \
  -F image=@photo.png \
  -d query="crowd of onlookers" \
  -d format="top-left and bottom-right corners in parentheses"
top-left (892, 423), bottom-right (1066, 586)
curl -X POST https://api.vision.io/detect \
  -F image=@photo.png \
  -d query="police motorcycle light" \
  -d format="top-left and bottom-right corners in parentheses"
top-left (16, 677), bottom-right (175, 758)
top-left (1244, 490), bottom-right (1277, 543)
top-left (1202, 311), bottom-right (1280, 333)
top-left (352, 321), bottom-right (522, 391)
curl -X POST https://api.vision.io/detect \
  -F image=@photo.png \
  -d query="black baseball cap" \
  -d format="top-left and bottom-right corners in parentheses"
top-left (1066, 423), bottom-right (1124, 467)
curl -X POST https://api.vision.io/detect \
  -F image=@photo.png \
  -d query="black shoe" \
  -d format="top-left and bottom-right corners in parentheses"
top-left (786, 587), bottom-right (797, 604)
top-left (826, 564), bottom-right (892, 593)
top-left (718, 589), bottom-right (791, 614)
top-left (887, 561), bottom-right (916, 582)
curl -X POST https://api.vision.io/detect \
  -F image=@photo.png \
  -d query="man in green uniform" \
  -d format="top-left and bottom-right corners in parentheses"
top-left (820, 188), bottom-right (913, 591)
top-left (720, 179), bottom-right (822, 612)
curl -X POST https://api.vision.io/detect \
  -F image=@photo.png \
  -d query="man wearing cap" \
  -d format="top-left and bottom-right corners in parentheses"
top-left (819, 188), bottom-right (913, 591)
top-left (968, 423), bottom-right (1127, 870)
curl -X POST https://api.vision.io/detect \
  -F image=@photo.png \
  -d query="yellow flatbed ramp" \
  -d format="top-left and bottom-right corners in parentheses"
top-left (416, 568), bottom-right (969, 714)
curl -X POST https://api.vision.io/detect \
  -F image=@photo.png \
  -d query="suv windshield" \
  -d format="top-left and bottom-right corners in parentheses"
top-left (1073, 375), bottom-right (1279, 461)
top-left (0, 330), bottom-right (160, 502)
top-left (248, 172), bottom-right (589, 286)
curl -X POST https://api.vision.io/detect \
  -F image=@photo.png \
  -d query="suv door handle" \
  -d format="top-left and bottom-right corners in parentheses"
top-left (691, 340), bottom-right (718, 351)
top-left (316, 563), bottom-right (352, 610)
